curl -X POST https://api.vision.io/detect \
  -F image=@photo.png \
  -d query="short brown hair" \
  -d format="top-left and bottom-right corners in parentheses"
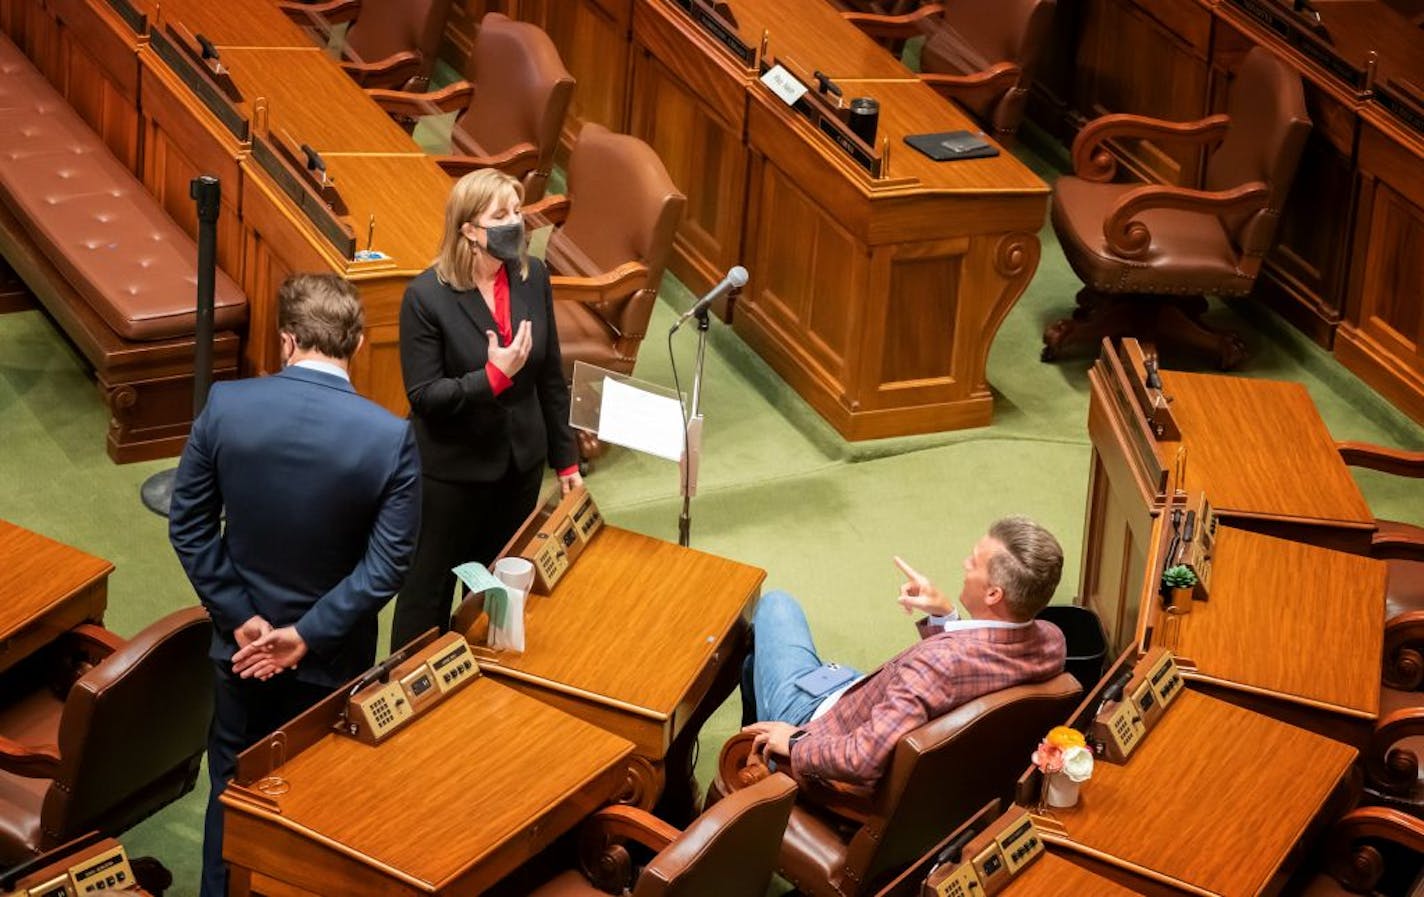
top-left (986, 516), bottom-right (1064, 619)
top-left (277, 273), bottom-right (364, 360)
top-left (433, 168), bottom-right (527, 290)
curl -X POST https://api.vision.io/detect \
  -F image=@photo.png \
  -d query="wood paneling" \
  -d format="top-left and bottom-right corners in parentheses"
top-left (1073, 0), bottom-right (1212, 186)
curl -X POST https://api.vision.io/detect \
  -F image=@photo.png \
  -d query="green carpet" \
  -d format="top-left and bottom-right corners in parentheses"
top-left (2, 132), bottom-right (1423, 894)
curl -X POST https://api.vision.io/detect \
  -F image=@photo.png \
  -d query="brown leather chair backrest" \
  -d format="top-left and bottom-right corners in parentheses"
top-left (926, 0), bottom-right (1056, 128)
top-left (41, 607), bottom-right (213, 846)
top-left (634, 773), bottom-right (797, 897)
top-left (1203, 46), bottom-right (1310, 260)
top-left (345, 0), bottom-right (453, 80)
top-left (554, 123), bottom-right (685, 330)
top-left (458, 13), bottom-right (574, 182)
top-left (842, 673), bottom-right (1082, 893)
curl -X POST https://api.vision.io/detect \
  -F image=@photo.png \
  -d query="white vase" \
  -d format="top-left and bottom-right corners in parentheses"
top-left (1046, 772), bottom-right (1081, 808)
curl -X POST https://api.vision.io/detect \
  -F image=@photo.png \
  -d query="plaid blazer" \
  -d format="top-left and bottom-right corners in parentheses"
top-left (790, 620), bottom-right (1066, 788)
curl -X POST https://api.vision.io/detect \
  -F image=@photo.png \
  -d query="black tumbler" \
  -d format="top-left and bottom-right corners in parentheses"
top-left (848, 97), bottom-right (880, 146)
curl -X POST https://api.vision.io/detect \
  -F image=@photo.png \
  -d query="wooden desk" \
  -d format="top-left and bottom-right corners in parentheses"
top-left (217, 48), bottom-right (427, 155)
top-left (1144, 525), bottom-right (1385, 744)
top-left (475, 526), bottom-right (763, 821)
top-left (1081, 356), bottom-right (1374, 652)
top-left (141, 0), bottom-right (315, 49)
top-left (221, 677), bottom-right (634, 897)
top-left (1033, 689), bottom-right (1356, 896)
top-left (0, 520), bottom-right (112, 675)
top-left (1157, 371), bottom-right (1374, 535)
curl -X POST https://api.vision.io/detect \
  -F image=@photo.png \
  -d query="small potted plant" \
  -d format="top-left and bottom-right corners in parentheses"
top-left (1161, 564), bottom-right (1198, 614)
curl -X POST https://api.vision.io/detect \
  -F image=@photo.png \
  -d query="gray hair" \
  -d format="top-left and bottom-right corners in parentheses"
top-left (986, 516), bottom-right (1064, 619)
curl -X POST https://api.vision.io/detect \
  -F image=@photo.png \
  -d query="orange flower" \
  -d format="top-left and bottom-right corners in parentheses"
top-left (1046, 726), bottom-right (1087, 750)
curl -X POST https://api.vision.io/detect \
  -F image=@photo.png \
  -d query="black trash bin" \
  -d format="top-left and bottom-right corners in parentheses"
top-left (1036, 604), bottom-right (1108, 690)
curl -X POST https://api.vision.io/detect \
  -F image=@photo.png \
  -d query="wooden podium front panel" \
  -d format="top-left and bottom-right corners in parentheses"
top-left (1336, 113), bottom-right (1424, 426)
top-left (137, 59), bottom-right (246, 279)
top-left (515, 0), bottom-right (634, 154)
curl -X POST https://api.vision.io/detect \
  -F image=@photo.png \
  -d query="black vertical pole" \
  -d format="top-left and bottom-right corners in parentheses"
top-left (141, 175), bottom-right (221, 517)
top-left (190, 175), bottom-right (219, 417)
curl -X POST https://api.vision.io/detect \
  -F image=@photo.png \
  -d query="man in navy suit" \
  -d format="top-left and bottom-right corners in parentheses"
top-left (169, 273), bottom-right (421, 897)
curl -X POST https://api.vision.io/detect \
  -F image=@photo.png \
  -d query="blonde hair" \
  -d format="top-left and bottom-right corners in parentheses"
top-left (987, 516), bottom-right (1064, 619)
top-left (433, 168), bottom-right (528, 290)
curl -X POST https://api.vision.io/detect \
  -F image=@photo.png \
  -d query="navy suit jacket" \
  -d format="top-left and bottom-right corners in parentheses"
top-left (169, 365), bottom-right (421, 688)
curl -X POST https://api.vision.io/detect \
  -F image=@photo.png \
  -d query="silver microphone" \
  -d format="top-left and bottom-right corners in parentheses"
top-left (670, 266), bottom-right (749, 332)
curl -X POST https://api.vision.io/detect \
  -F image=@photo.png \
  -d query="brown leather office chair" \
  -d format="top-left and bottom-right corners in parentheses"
top-left (1041, 47), bottom-right (1310, 369)
top-left (523, 123), bottom-right (686, 383)
top-left (281, 0), bottom-right (452, 89)
top-left (1334, 442), bottom-right (1424, 810)
top-left (715, 673), bottom-right (1082, 897)
top-left (0, 608), bottom-right (213, 864)
top-left (527, 773), bottom-right (797, 897)
top-left (1296, 807), bottom-right (1424, 897)
top-left (366, 12), bottom-right (573, 203)
top-left (842, 0), bottom-right (1057, 137)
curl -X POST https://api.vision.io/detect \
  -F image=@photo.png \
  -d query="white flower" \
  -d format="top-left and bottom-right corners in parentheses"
top-left (1061, 745), bottom-right (1094, 783)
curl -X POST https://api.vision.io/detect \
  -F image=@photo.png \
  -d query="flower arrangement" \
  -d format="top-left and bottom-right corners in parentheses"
top-left (1033, 726), bottom-right (1095, 809)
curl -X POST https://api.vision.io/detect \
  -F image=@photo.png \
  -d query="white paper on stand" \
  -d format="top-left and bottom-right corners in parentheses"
top-left (597, 377), bottom-right (686, 461)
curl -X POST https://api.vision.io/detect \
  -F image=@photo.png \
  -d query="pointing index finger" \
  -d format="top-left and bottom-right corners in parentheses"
top-left (893, 555), bottom-right (927, 583)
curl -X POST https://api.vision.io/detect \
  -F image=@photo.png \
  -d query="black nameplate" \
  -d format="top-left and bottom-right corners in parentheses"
top-left (251, 137), bottom-right (356, 259)
top-left (104, 0), bottom-right (146, 34)
top-left (1377, 84), bottom-right (1424, 137)
top-left (1227, 0), bottom-right (1366, 89)
top-left (669, 0), bottom-right (756, 66)
top-left (817, 117), bottom-right (879, 175)
top-left (149, 29), bottom-right (250, 141)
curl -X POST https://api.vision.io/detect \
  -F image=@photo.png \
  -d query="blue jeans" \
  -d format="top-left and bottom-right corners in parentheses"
top-left (742, 590), bottom-right (861, 726)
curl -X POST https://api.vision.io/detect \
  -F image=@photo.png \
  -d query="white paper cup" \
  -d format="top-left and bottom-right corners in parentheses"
top-left (493, 556), bottom-right (535, 594)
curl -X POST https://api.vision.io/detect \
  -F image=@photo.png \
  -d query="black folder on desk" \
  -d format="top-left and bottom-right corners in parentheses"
top-left (904, 130), bottom-right (999, 161)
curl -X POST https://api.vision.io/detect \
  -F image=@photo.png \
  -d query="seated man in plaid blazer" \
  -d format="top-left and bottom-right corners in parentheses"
top-left (741, 516), bottom-right (1067, 788)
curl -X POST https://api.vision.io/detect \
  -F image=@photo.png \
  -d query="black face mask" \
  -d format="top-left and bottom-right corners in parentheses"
top-left (482, 218), bottom-right (524, 263)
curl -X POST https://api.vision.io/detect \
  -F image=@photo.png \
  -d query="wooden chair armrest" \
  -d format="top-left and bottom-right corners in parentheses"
top-left (1374, 529), bottom-right (1424, 563)
top-left (840, 3), bottom-right (944, 39)
top-left (583, 805), bottom-right (681, 853)
top-left (1385, 611), bottom-right (1424, 690)
top-left (433, 144), bottom-right (539, 179)
top-left (61, 623), bottom-right (125, 658)
top-left (521, 194), bottom-right (571, 227)
top-left (1072, 113), bottom-right (1231, 182)
top-left (918, 63), bottom-right (1023, 109)
top-left (277, 0), bottom-right (361, 27)
top-left (366, 81), bottom-right (473, 119)
top-left (1337, 440), bottom-right (1424, 477)
top-left (1368, 706), bottom-right (1424, 795)
top-left (341, 51), bottom-right (423, 90)
top-left (714, 734), bottom-right (873, 825)
top-left (1325, 807), bottom-right (1424, 893)
top-left (550, 264), bottom-right (650, 306)
top-left (1103, 182), bottom-right (1269, 259)
top-left (0, 735), bottom-right (61, 779)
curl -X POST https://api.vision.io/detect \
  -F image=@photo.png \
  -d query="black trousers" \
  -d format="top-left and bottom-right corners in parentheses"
top-left (391, 463), bottom-right (543, 651)
top-left (201, 662), bottom-right (331, 897)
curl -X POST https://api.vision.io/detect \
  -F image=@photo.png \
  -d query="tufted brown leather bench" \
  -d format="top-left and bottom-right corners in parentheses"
top-left (0, 32), bottom-right (248, 462)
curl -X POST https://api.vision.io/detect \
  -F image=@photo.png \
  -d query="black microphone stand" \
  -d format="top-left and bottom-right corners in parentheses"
top-left (677, 302), bottom-right (711, 547)
top-left (141, 175), bottom-right (220, 516)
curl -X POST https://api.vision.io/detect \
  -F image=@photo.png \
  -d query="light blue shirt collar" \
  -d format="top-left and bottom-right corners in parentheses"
top-left (291, 359), bottom-right (350, 382)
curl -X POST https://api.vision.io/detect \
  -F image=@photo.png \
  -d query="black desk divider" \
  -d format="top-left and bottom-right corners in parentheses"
top-left (148, 25), bottom-right (251, 142)
top-left (668, 0), bottom-right (756, 66)
top-left (251, 134), bottom-right (357, 260)
top-left (104, 0), bottom-right (146, 34)
top-left (758, 57), bottom-right (883, 178)
top-left (1377, 79), bottom-right (1424, 137)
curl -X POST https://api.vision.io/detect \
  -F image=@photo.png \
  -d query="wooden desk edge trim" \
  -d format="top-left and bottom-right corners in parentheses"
top-left (1036, 831), bottom-right (1220, 897)
top-left (476, 665), bottom-right (669, 723)
top-left (1180, 668), bottom-right (1379, 720)
top-left (219, 790), bottom-right (437, 891)
top-left (1217, 508), bottom-right (1375, 531)
top-left (25, 560), bottom-right (115, 620)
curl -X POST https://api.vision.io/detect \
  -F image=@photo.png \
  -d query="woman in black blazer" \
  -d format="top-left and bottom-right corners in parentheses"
top-left (391, 168), bottom-right (581, 650)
